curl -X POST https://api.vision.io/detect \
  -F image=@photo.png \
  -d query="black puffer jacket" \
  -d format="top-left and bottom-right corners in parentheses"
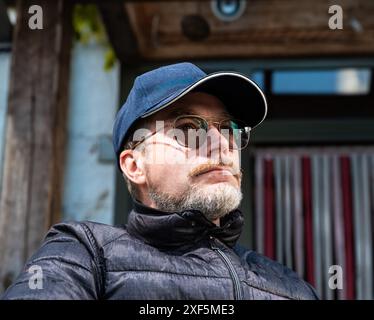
top-left (2, 200), bottom-right (319, 300)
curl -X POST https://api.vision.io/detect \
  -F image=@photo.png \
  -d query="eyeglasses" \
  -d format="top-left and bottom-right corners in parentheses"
top-left (128, 114), bottom-right (251, 151)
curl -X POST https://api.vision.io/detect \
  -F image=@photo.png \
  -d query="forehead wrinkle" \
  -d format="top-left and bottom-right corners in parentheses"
top-left (163, 105), bottom-right (232, 120)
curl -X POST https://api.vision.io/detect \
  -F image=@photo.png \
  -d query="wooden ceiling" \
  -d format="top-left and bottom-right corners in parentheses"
top-left (100, 0), bottom-right (374, 62)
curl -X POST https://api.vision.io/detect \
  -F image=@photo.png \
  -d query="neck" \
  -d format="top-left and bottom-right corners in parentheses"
top-left (212, 218), bottom-right (220, 226)
top-left (138, 193), bottom-right (157, 209)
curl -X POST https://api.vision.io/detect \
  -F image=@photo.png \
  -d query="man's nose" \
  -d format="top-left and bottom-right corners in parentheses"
top-left (204, 125), bottom-right (230, 158)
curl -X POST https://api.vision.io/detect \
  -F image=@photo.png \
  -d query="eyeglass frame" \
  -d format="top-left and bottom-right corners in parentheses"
top-left (127, 114), bottom-right (251, 151)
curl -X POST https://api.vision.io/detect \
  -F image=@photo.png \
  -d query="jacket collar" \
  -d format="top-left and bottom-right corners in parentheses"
top-left (126, 199), bottom-right (244, 250)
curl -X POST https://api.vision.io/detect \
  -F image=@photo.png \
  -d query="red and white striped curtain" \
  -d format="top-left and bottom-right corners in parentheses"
top-left (253, 147), bottom-right (374, 300)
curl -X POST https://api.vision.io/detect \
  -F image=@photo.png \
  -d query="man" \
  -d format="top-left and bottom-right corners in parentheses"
top-left (2, 63), bottom-right (318, 300)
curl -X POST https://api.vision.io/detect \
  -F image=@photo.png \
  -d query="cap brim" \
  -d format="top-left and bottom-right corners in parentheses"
top-left (141, 72), bottom-right (267, 129)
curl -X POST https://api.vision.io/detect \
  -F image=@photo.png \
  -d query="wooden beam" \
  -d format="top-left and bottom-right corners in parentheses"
top-left (0, 0), bottom-right (73, 292)
top-left (98, 1), bottom-right (140, 64)
top-left (123, 0), bottom-right (374, 61)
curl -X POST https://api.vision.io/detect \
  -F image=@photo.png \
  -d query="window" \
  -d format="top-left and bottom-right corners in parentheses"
top-left (272, 69), bottom-right (371, 95)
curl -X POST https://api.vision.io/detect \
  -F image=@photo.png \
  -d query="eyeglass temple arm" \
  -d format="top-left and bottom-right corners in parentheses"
top-left (130, 126), bottom-right (166, 150)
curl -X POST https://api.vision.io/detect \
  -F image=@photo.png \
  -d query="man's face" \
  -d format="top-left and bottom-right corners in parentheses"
top-left (126, 92), bottom-right (244, 223)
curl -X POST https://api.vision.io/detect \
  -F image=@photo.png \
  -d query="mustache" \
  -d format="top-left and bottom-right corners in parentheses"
top-left (188, 160), bottom-right (243, 179)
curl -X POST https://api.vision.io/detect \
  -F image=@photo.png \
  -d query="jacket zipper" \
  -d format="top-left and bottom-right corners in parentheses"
top-left (209, 236), bottom-right (243, 300)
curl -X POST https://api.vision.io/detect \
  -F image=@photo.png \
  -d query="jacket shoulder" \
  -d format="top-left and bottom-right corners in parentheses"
top-left (233, 244), bottom-right (319, 300)
top-left (60, 220), bottom-right (128, 247)
top-left (2, 221), bottom-right (129, 300)
top-left (1, 221), bottom-right (127, 300)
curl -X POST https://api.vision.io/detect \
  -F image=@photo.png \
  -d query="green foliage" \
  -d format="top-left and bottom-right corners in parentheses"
top-left (104, 48), bottom-right (117, 71)
top-left (72, 4), bottom-right (117, 71)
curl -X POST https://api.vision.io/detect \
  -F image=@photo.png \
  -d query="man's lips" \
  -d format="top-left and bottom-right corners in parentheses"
top-left (188, 163), bottom-right (242, 181)
top-left (199, 168), bottom-right (232, 176)
top-left (194, 166), bottom-right (235, 177)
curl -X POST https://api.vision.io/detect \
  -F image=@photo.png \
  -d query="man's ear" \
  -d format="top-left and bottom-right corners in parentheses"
top-left (119, 149), bottom-right (146, 185)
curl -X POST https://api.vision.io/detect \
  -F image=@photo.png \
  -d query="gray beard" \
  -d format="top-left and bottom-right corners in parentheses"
top-left (148, 182), bottom-right (242, 222)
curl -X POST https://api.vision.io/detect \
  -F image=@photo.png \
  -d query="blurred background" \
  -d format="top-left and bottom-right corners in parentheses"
top-left (0, 0), bottom-right (373, 300)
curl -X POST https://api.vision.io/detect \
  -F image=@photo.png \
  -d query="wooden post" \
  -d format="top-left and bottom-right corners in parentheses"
top-left (0, 0), bottom-right (72, 292)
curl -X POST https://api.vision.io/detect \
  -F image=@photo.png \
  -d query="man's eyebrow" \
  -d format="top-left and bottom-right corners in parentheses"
top-left (167, 109), bottom-right (193, 117)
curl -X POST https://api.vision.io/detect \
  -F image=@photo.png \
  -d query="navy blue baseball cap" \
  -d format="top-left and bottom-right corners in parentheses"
top-left (113, 62), bottom-right (267, 166)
